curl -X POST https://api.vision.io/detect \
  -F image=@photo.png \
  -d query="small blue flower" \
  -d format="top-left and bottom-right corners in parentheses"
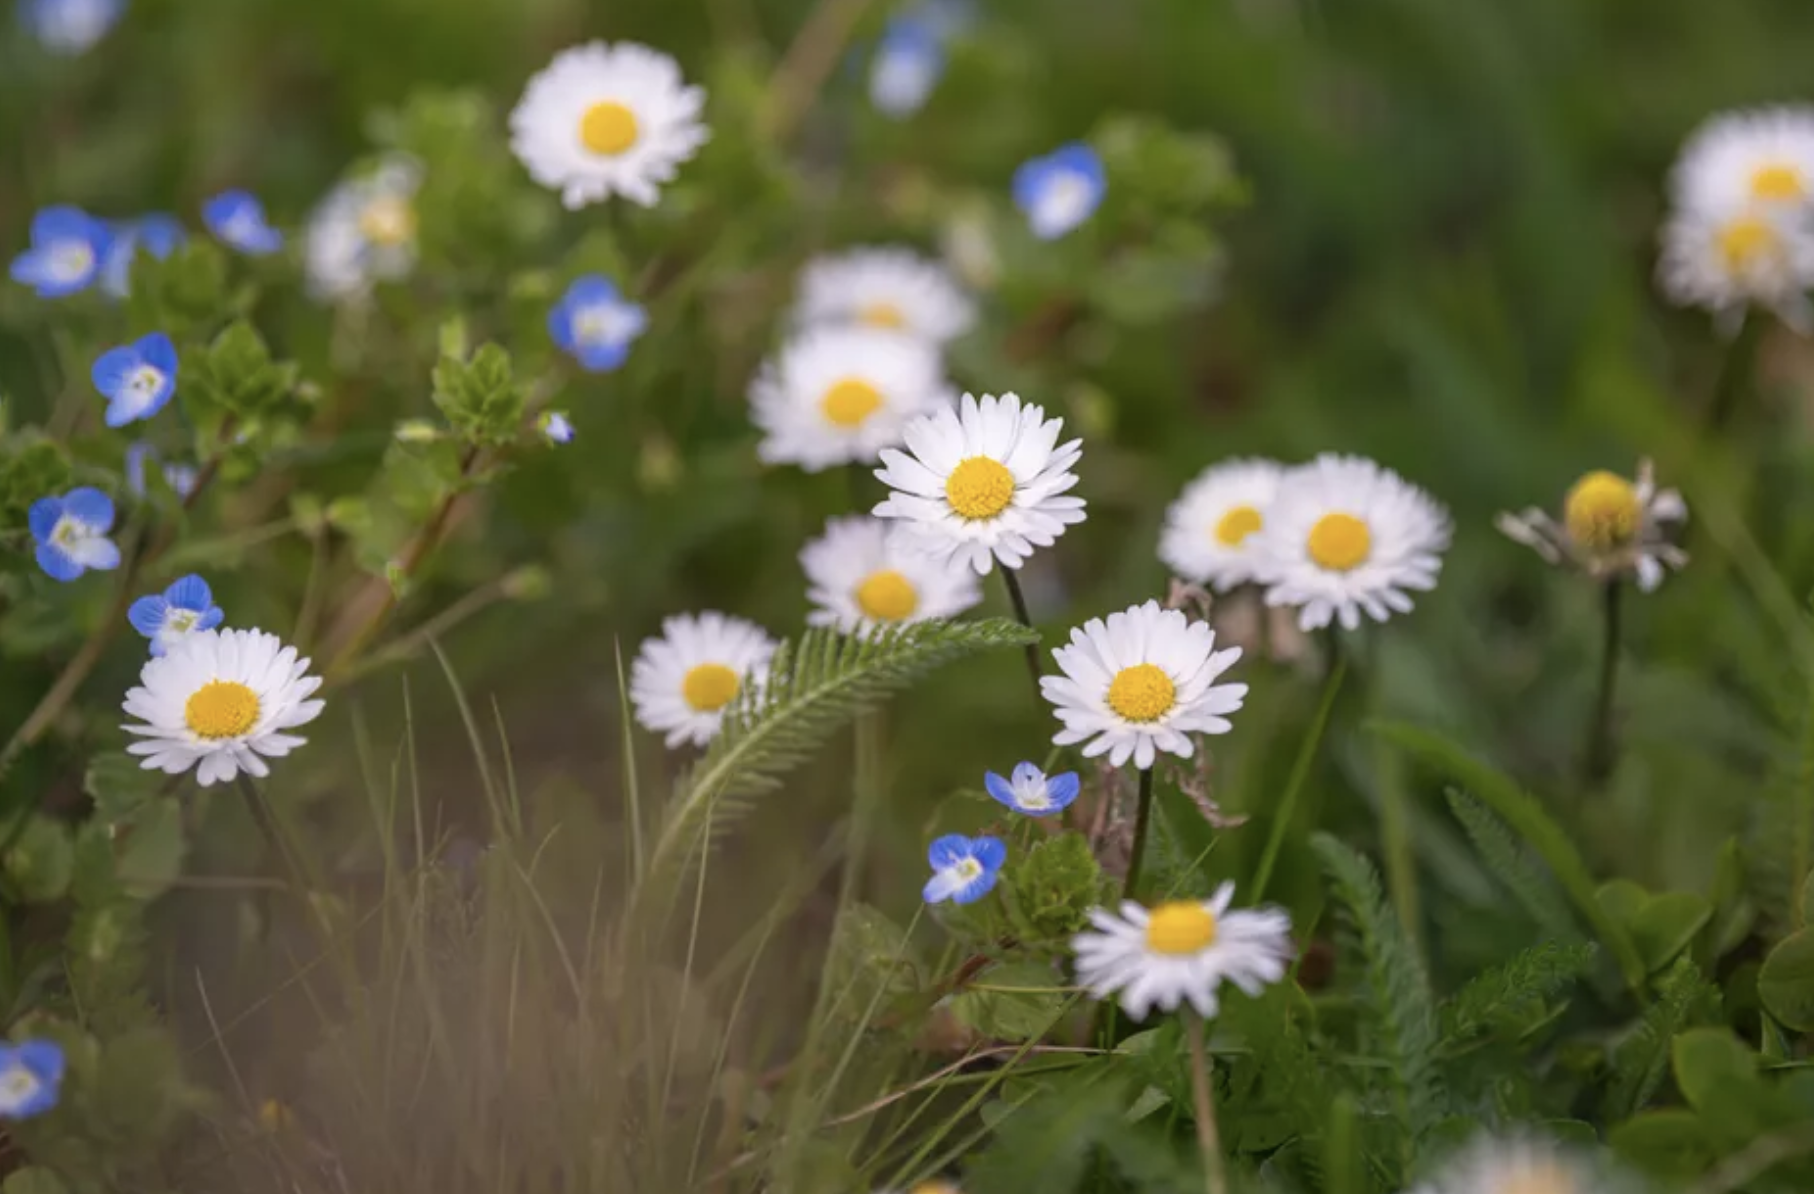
top-left (985, 762), bottom-right (1081, 818)
top-left (868, 17), bottom-right (944, 118)
top-left (92, 332), bottom-right (178, 428)
top-left (163, 461), bottom-right (199, 498)
top-left (1013, 143), bottom-right (1107, 240)
top-left (549, 276), bottom-right (647, 373)
top-left (19, 0), bottom-right (121, 55)
top-left (100, 213), bottom-right (184, 297)
top-left (8, 205), bottom-right (111, 297)
top-left (922, 833), bottom-right (1006, 905)
top-left (0, 1039), bottom-right (65, 1120)
top-left (203, 190), bottom-right (283, 255)
top-left (127, 574), bottom-right (224, 657)
top-left (28, 486), bottom-right (118, 582)
top-left (539, 410), bottom-right (575, 445)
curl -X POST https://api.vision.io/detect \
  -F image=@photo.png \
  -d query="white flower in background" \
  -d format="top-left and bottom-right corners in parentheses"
top-left (629, 612), bottom-right (777, 748)
top-left (121, 629), bottom-right (325, 787)
top-left (1658, 201), bottom-right (1814, 331)
top-left (794, 248), bottom-right (976, 345)
top-left (1042, 599), bottom-right (1245, 770)
top-left (1158, 458), bottom-right (1284, 590)
top-left (20, 0), bottom-right (121, 55)
top-left (800, 515), bottom-right (982, 632)
top-left (304, 157), bottom-right (422, 302)
top-left (1669, 106), bottom-right (1814, 216)
top-left (873, 392), bottom-right (1085, 574)
top-left (1071, 882), bottom-right (1293, 1020)
top-left (1252, 454), bottom-right (1451, 632)
top-left (1497, 459), bottom-right (1688, 592)
top-left (509, 41), bottom-right (708, 209)
top-left (751, 326), bottom-right (952, 471)
top-left (1406, 1135), bottom-right (1625, 1194)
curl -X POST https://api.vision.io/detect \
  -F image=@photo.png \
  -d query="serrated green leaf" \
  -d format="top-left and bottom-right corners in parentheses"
top-left (117, 802), bottom-right (186, 900)
top-left (84, 752), bottom-right (161, 821)
top-left (432, 342), bottom-right (523, 445)
top-left (999, 831), bottom-right (1110, 949)
top-left (3, 816), bottom-right (73, 904)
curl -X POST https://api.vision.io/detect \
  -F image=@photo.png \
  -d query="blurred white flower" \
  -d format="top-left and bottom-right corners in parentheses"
top-left (305, 157), bottom-right (422, 302)
top-left (1497, 459), bottom-right (1687, 592)
top-left (1158, 458), bottom-right (1285, 591)
top-left (752, 326), bottom-right (952, 472)
top-left (794, 247), bottom-right (976, 345)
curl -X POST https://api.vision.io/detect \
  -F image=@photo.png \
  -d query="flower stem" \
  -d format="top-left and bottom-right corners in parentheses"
top-left (1705, 309), bottom-right (1763, 434)
top-left (1123, 766), bottom-right (1156, 901)
top-left (1184, 1014), bottom-right (1227, 1194)
top-left (997, 566), bottom-right (1045, 702)
top-left (1250, 652), bottom-right (1347, 902)
top-left (1586, 578), bottom-right (1624, 785)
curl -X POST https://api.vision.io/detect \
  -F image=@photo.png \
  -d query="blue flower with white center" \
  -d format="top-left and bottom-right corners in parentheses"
top-left (9, 206), bottom-right (111, 297)
top-left (1012, 143), bottom-right (1107, 240)
top-left (100, 213), bottom-right (184, 297)
top-left (28, 487), bottom-right (119, 582)
top-left (985, 762), bottom-right (1081, 818)
top-left (0, 1040), bottom-right (65, 1120)
top-left (539, 410), bottom-right (575, 444)
top-left (92, 332), bottom-right (178, 428)
top-left (548, 276), bottom-right (647, 373)
top-left (203, 190), bottom-right (283, 255)
top-left (868, 16), bottom-right (944, 118)
top-left (127, 574), bottom-right (224, 657)
top-left (19, 0), bottom-right (121, 55)
top-left (922, 833), bottom-right (1006, 905)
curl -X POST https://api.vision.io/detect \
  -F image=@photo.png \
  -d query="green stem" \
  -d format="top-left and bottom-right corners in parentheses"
top-left (1250, 654), bottom-right (1348, 902)
top-left (1705, 309), bottom-right (1762, 434)
top-left (998, 567), bottom-right (1045, 703)
top-left (1123, 767), bottom-right (1156, 901)
top-left (1586, 579), bottom-right (1624, 786)
top-left (1184, 1014), bottom-right (1227, 1194)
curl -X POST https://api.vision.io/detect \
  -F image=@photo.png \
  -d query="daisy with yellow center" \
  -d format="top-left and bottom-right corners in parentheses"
top-left (121, 629), bottom-right (325, 787)
top-left (1408, 1136), bottom-right (1623, 1194)
top-left (873, 393), bottom-right (1086, 575)
top-left (751, 326), bottom-right (953, 472)
top-left (793, 247), bottom-right (977, 345)
top-left (800, 515), bottom-right (982, 634)
top-left (1070, 881), bottom-right (1293, 1020)
top-left (1668, 105), bottom-right (1814, 215)
top-left (1041, 600), bottom-right (1246, 771)
top-left (1658, 201), bottom-right (1814, 330)
top-left (1497, 459), bottom-right (1687, 591)
top-left (509, 41), bottom-right (709, 209)
top-left (629, 612), bottom-right (777, 749)
top-left (1159, 459), bottom-right (1285, 590)
top-left (304, 156), bottom-right (422, 303)
top-left (1250, 454), bottom-right (1451, 632)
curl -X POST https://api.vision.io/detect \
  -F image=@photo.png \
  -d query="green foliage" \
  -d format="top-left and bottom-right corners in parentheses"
top-left (184, 320), bottom-right (301, 424)
top-left (1758, 926), bottom-right (1814, 1031)
top-left (0, 434), bottom-right (71, 526)
top-left (998, 831), bottom-right (1110, 949)
top-left (1604, 957), bottom-right (1719, 1120)
top-left (3, 817), bottom-right (75, 905)
top-left (1445, 789), bottom-right (1581, 947)
top-left (1439, 940), bottom-right (1595, 1048)
top-left (431, 342), bottom-right (525, 446)
top-left (949, 960), bottom-right (1068, 1043)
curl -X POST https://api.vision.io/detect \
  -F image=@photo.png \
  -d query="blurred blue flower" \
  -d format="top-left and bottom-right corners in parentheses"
top-left (8, 206), bottom-right (111, 297)
top-left (0, 1040), bottom-right (65, 1120)
top-left (1013, 143), bottom-right (1107, 240)
top-left (985, 762), bottom-right (1080, 818)
top-left (922, 833), bottom-right (1006, 905)
top-left (203, 190), bottom-right (283, 255)
top-left (128, 574), bottom-right (224, 657)
top-left (19, 0), bottom-right (120, 55)
top-left (101, 213), bottom-right (184, 297)
top-left (539, 410), bottom-right (575, 444)
top-left (29, 487), bottom-right (119, 582)
top-left (124, 442), bottom-right (198, 500)
top-left (92, 332), bottom-right (178, 427)
top-left (549, 276), bottom-right (647, 372)
top-left (868, 17), bottom-right (944, 118)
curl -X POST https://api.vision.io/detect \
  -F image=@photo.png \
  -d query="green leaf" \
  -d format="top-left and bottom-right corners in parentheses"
top-left (125, 239), bottom-right (231, 337)
top-left (2, 1168), bottom-right (69, 1194)
top-left (431, 342), bottom-right (524, 445)
top-left (999, 831), bottom-right (1111, 949)
top-left (2, 816), bottom-right (74, 904)
top-left (964, 1069), bottom-right (1130, 1194)
top-left (185, 319), bottom-right (299, 422)
top-left (1609, 1109), bottom-right (1715, 1181)
top-left (1449, 790), bottom-right (1582, 945)
top-left (1439, 940), bottom-right (1595, 1046)
top-left (1672, 1027), bottom-right (1757, 1112)
top-left (117, 801), bottom-right (187, 900)
top-left (0, 433), bottom-right (72, 525)
top-left (950, 960), bottom-right (1068, 1042)
top-left (1800, 868), bottom-right (1814, 928)
top-left (1708, 838), bottom-right (1758, 958)
top-left (1631, 892), bottom-right (1712, 974)
top-left (1606, 957), bottom-right (1718, 1118)
top-left (84, 752), bottom-right (162, 821)
top-left (1759, 928), bottom-right (1814, 1031)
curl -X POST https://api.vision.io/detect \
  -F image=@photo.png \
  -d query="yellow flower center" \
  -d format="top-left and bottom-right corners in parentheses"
top-left (910, 1182), bottom-right (963, 1194)
top-left (944, 457), bottom-right (1016, 521)
top-left (859, 301), bottom-right (907, 330)
top-left (1717, 214), bottom-right (1779, 273)
top-left (1144, 901), bottom-right (1218, 955)
top-left (579, 100), bottom-right (640, 156)
top-left (1497, 1163), bottom-right (1577, 1194)
top-left (820, 377), bottom-right (884, 428)
top-left (1563, 470), bottom-right (1641, 551)
top-left (1215, 504), bottom-right (1263, 547)
top-left (855, 569), bottom-right (919, 622)
top-left (1751, 162), bottom-right (1805, 202)
top-left (1106, 663), bottom-right (1176, 723)
top-left (358, 196), bottom-right (416, 247)
top-left (1307, 512), bottom-right (1372, 572)
top-left (681, 664), bottom-right (741, 712)
top-left (185, 680), bottom-right (261, 740)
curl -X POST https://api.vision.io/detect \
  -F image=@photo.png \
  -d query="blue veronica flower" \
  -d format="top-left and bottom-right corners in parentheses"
top-left (19, 0), bottom-right (121, 55)
top-left (8, 205), bottom-right (111, 297)
top-left (0, 1039), bottom-right (65, 1120)
top-left (922, 833), bottom-right (1006, 905)
top-left (163, 461), bottom-right (199, 498)
top-left (1013, 143), bottom-right (1107, 240)
top-left (92, 332), bottom-right (178, 428)
top-left (203, 190), bottom-right (283, 255)
top-left (548, 276), bottom-right (647, 373)
top-left (127, 574), bottom-right (224, 657)
top-left (985, 762), bottom-right (1081, 818)
top-left (125, 442), bottom-right (196, 499)
top-left (868, 17), bottom-right (945, 118)
top-left (539, 410), bottom-right (575, 445)
top-left (28, 486), bottom-right (118, 582)
top-left (100, 213), bottom-right (184, 298)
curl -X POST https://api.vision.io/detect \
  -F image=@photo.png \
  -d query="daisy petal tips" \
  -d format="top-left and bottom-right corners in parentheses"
top-left (922, 834), bottom-right (1006, 905)
top-left (985, 762), bottom-right (1080, 817)
top-left (92, 332), bottom-right (178, 427)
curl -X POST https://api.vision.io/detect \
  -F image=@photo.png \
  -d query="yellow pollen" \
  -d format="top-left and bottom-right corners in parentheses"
top-left (1497, 1162), bottom-right (1578, 1194)
top-left (820, 377), bottom-right (884, 428)
top-left (578, 100), bottom-right (640, 156)
top-left (944, 457), bottom-right (1015, 521)
top-left (1717, 214), bottom-right (1779, 273)
top-left (1106, 663), bottom-right (1176, 723)
top-left (1215, 504), bottom-right (1263, 547)
top-left (1144, 901), bottom-right (1218, 955)
top-left (681, 664), bottom-right (740, 712)
top-left (909, 1182), bottom-right (963, 1194)
top-left (855, 569), bottom-right (919, 622)
top-left (1563, 470), bottom-right (1641, 551)
top-left (859, 301), bottom-right (907, 330)
top-left (1751, 162), bottom-right (1805, 202)
top-left (184, 680), bottom-right (260, 740)
top-left (1306, 512), bottom-right (1372, 572)
top-left (358, 197), bottom-right (416, 247)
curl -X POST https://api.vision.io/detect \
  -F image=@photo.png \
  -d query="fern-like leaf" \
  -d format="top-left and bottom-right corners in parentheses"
top-left (1445, 790), bottom-right (1582, 947)
top-left (1439, 940), bottom-right (1595, 1048)
top-left (1604, 956), bottom-right (1718, 1119)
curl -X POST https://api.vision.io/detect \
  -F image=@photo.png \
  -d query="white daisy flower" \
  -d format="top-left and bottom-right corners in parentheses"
top-left (1669, 105), bottom-right (1814, 215)
top-left (121, 628), bottom-right (325, 787)
top-left (800, 515), bottom-right (982, 632)
top-left (1409, 1135), bottom-right (1628, 1194)
top-left (1496, 459), bottom-right (1688, 592)
top-left (1657, 200), bottom-right (1814, 331)
top-left (1157, 458), bottom-right (1284, 591)
top-left (1252, 454), bottom-right (1452, 632)
top-left (1071, 882), bottom-right (1293, 1020)
top-left (304, 157), bottom-right (422, 302)
top-left (872, 392), bottom-right (1086, 575)
top-left (750, 326), bottom-right (952, 472)
top-left (1041, 599), bottom-right (1246, 770)
top-left (508, 41), bottom-right (708, 210)
top-left (794, 247), bottom-right (976, 344)
top-left (629, 612), bottom-right (777, 749)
